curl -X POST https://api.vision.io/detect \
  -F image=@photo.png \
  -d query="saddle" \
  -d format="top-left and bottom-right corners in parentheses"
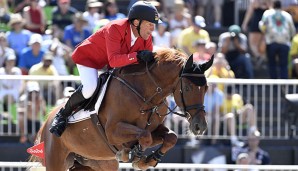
top-left (68, 71), bottom-right (111, 123)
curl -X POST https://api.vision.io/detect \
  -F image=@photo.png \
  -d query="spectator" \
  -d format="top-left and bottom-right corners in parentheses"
top-left (289, 32), bottom-right (298, 78)
top-left (207, 53), bottom-right (235, 93)
top-left (6, 13), bottom-right (31, 57)
top-left (259, 0), bottom-right (296, 79)
top-left (177, 15), bottom-right (210, 55)
top-left (204, 79), bottom-right (224, 144)
top-left (242, 0), bottom-right (272, 64)
top-left (196, 0), bottom-right (224, 28)
top-left (63, 12), bottom-right (91, 50)
top-left (0, 32), bottom-right (15, 67)
top-left (103, 0), bottom-right (126, 21)
top-left (168, 0), bottom-right (191, 47)
top-left (0, 53), bottom-right (22, 111)
top-left (218, 25), bottom-right (254, 79)
top-left (18, 81), bottom-right (46, 143)
top-left (152, 22), bottom-right (171, 48)
top-left (23, 0), bottom-right (46, 34)
top-left (51, 0), bottom-right (77, 39)
top-left (234, 153), bottom-right (252, 171)
top-left (220, 86), bottom-right (257, 140)
top-left (43, 29), bottom-right (73, 76)
top-left (83, 0), bottom-right (103, 33)
top-left (193, 39), bottom-right (211, 64)
top-left (233, 130), bottom-right (271, 165)
top-left (28, 52), bottom-right (59, 105)
top-left (18, 33), bottom-right (45, 75)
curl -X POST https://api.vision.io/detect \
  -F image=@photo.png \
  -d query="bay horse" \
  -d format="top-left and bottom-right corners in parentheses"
top-left (31, 48), bottom-right (213, 171)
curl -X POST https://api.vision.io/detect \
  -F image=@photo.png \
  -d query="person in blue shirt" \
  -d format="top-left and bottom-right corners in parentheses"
top-left (18, 34), bottom-right (45, 75)
top-left (63, 12), bottom-right (92, 50)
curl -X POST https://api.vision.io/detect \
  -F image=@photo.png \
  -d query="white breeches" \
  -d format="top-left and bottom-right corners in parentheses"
top-left (77, 64), bottom-right (98, 99)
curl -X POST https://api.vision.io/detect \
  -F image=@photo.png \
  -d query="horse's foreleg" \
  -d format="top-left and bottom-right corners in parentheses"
top-left (133, 124), bottom-right (178, 170)
top-left (106, 121), bottom-right (152, 149)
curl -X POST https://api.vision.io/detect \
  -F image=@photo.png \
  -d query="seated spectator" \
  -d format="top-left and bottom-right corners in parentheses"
top-left (193, 39), bottom-right (211, 64)
top-left (18, 81), bottom-right (46, 143)
top-left (0, 32), bottom-right (15, 67)
top-left (221, 85), bottom-right (257, 146)
top-left (63, 12), bottom-right (91, 50)
top-left (29, 52), bottom-right (59, 105)
top-left (168, 0), bottom-right (191, 47)
top-left (233, 130), bottom-right (271, 165)
top-left (6, 13), bottom-right (31, 57)
top-left (0, 53), bottom-right (22, 110)
top-left (152, 22), bottom-right (171, 48)
top-left (218, 25), bottom-right (254, 78)
top-left (51, 0), bottom-right (77, 39)
top-left (234, 153), bottom-right (252, 171)
top-left (204, 80), bottom-right (224, 144)
top-left (206, 53), bottom-right (235, 91)
top-left (178, 15), bottom-right (210, 55)
top-left (103, 0), bottom-right (126, 21)
top-left (18, 33), bottom-right (45, 75)
top-left (83, 0), bottom-right (103, 32)
top-left (42, 29), bottom-right (73, 76)
top-left (23, 0), bottom-right (46, 34)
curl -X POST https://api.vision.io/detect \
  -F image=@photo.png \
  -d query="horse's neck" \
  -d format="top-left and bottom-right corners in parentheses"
top-left (115, 62), bottom-right (181, 104)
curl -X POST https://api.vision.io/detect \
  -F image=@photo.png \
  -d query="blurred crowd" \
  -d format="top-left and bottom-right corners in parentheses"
top-left (1, 0), bottom-right (298, 166)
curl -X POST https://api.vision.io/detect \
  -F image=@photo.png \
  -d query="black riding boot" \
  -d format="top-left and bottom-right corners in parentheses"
top-left (49, 86), bottom-right (86, 137)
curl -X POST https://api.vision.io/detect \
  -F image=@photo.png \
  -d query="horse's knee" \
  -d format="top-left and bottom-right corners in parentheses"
top-left (163, 132), bottom-right (178, 148)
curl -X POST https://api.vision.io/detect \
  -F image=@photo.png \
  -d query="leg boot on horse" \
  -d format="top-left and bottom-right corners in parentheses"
top-left (49, 85), bottom-right (87, 137)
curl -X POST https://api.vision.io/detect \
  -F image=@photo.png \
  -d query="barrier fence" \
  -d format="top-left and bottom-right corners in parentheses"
top-left (0, 162), bottom-right (298, 171)
top-left (1, 75), bottom-right (298, 141)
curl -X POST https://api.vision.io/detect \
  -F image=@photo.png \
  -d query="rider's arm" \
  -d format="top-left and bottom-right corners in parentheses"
top-left (106, 25), bottom-right (152, 68)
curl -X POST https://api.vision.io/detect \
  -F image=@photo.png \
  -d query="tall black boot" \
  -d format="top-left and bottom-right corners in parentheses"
top-left (49, 86), bottom-right (86, 137)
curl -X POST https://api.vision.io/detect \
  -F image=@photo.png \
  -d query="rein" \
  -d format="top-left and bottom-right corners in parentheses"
top-left (112, 61), bottom-right (206, 121)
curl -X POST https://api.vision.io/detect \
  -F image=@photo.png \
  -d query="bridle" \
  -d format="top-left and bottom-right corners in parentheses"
top-left (112, 62), bottom-right (207, 121)
top-left (174, 73), bottom-right (206, 121)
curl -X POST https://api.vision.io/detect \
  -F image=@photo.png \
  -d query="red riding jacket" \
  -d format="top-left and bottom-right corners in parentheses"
top-left (72, 18), bottom-right (153, 69)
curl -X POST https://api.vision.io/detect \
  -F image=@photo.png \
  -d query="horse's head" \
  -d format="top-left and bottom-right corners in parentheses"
top-left (173, 54), bottom-right (214, 135)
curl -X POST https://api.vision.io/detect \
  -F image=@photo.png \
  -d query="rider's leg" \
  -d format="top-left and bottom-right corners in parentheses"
top-left (49, 64), bottom-right (98, 137)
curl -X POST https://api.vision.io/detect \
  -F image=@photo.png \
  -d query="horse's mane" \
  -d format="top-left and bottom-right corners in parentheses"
top-left (155, 47), bottom-right (188, 66)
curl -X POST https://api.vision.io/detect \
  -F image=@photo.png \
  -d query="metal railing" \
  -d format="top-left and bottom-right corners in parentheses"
top-left (0, 162), bottom-right (298, 171)
top-left (0, 76), bottom-right (297, 141)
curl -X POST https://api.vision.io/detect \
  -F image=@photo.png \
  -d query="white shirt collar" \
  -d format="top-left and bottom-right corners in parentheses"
top-left (130, 26), bottom-right (138, 47)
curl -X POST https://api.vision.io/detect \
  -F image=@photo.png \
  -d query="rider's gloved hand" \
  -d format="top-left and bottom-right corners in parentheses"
top-left (137, 50), bottom-right (156, 62)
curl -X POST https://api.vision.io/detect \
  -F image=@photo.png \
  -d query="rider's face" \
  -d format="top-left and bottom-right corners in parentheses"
top-left (139, 20), bottom-right (155, 40)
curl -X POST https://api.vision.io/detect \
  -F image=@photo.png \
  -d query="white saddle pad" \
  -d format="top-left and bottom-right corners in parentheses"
top-left (68, 75), bottom-right (111, 123)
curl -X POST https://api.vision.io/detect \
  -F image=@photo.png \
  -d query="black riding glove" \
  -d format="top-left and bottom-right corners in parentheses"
top-left (137, 50), bottom-right (155, 62)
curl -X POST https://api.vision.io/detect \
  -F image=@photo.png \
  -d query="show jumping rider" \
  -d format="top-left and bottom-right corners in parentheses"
top-left (50, 1), bottom-right (162, 137)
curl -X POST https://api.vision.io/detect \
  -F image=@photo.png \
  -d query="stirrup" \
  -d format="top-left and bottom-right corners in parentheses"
top-left (49, 114), bottom-right (67, 137)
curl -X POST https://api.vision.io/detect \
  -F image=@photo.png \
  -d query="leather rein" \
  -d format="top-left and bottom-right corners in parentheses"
top-left (112, 62), bottom-right (206, 121)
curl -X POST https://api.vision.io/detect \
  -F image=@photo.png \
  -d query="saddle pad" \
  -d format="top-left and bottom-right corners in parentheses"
top-left (68, 75), bottom-right (111, 123)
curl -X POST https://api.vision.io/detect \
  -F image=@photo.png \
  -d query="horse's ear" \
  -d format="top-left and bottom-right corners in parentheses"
top-left (200, 54), bottom-right (214, 72)
top-left (184, 54), bottom-right (193, 70)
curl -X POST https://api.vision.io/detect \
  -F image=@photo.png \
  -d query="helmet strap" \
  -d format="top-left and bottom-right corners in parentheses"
top-left (137, 20), bottom-right (143, 39)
